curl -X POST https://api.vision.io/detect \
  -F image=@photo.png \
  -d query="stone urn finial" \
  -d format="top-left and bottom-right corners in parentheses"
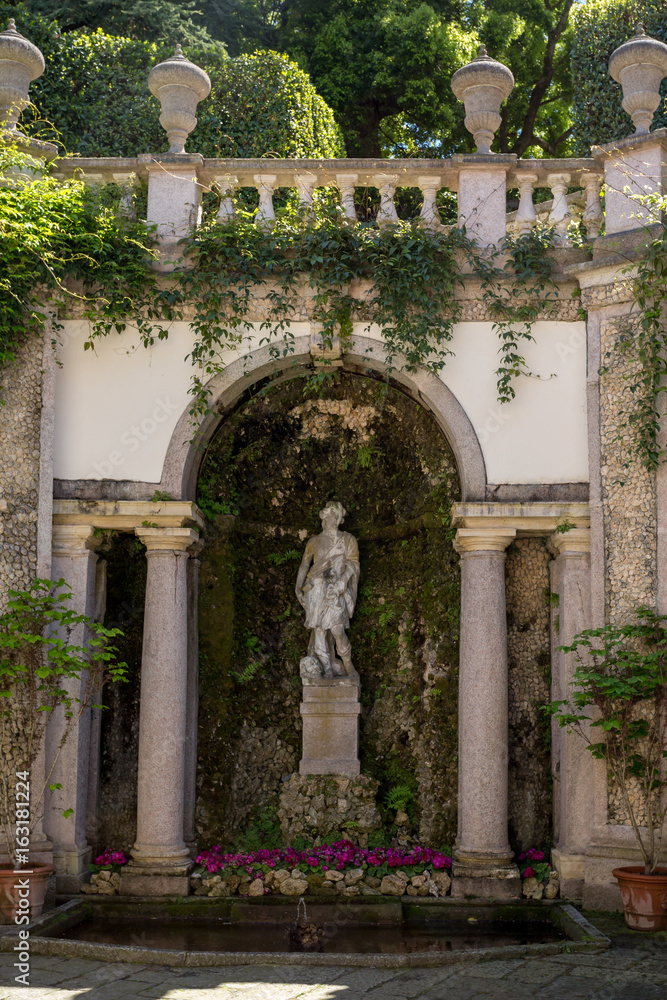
top-left (148, 44), bottom-right (211, 154)
top-left (609, 23), bottom-right (667, 134)
top-left (451, 45), bottom-right (514, 153)
top-left (0, 18), bottom-right (46, 134)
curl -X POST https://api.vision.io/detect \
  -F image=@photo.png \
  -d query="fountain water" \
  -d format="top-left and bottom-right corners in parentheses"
top-left (288, 897), bottom-right (325, 952)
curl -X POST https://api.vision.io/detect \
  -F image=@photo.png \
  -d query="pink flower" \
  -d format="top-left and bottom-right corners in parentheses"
top-left (522, 867), bottom-right (535, 879)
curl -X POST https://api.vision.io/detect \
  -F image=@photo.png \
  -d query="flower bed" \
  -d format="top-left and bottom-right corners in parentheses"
top-left (192, 840), bottom-right (453, 898)
top-left (81, 851), bottom-right (128, 896)
top-left (518, 848), bottom-right (560, 900)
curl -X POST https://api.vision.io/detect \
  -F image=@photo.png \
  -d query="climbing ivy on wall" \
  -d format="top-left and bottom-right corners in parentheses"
top-left (610, 196), bottom-right (667, 471)
top-left (0, 146), bottom-right (557, 420)
top-left (0, 145), bottom-right (160, 373)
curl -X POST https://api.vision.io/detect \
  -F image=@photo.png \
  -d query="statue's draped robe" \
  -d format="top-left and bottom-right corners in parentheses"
top-left (302, 531), bottom-right (360, 631)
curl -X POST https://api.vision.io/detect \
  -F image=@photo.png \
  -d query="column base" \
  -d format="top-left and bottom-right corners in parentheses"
top-left (451, 861), bottom-right (521, 899)
top-left (53, 846), bottom-right (92, 894)
top-left (551, 848), bottom-right (585, 900)
top-left (120, 861), bottom-right (193, 897)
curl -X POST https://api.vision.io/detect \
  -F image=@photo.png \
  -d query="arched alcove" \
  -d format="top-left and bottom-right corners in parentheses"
top-left (195, 370), bottom-right (462, 849)
top-left (158, 335), bottom-right (487, 502)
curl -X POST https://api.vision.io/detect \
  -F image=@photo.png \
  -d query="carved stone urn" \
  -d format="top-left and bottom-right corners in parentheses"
top-left (0, 19), bottom-right (45, 134)
top-left (451, 45), bottom-right (514, 154)
top-left (148, 45), bottom-right (211, 154)
top-left (609, 23), bottom-right (667, 135)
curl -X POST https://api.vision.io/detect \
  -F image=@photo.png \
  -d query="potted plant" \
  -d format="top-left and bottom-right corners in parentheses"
top-left (0, 578), bottom-right (126, 924)
top-left (547, 606), bottom-right (667, 930)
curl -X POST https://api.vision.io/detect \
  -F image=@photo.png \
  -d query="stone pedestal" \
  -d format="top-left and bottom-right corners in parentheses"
top-left (139, 153), bottom-right (203, 265)
top-left (593, 130), bottom-right (667, 235)
top-left (278, 773), bottom-right (381, 844)
top-left (299, 675), bottom-right (360, 775)
top-left (453, 154), bottom-right (516, 247)
top-left (451, 527), bottom-right (521, 899)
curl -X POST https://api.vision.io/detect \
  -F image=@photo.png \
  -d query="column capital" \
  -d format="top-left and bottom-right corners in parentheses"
top-left (135, 527), bottom-right (200, 552)
top-left (550, 527), bottom-right (590, 556)
top-left (52, 523), bottom-right (101, 556)
top-left (454, 527), bottom-right (516, 553)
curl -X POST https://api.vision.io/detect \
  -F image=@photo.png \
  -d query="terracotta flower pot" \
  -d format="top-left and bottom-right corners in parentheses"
top-left (0, 862), bottom-right (53, 925)
top-left (613, 866), bottom-right (667, 931)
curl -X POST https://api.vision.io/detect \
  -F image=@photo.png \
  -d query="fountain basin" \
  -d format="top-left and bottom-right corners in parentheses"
top-left (0, 896), bottom-right (609, 968)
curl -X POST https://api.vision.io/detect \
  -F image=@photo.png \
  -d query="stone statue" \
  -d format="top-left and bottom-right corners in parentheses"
top-left (295, 501), bottom-right (360, 681)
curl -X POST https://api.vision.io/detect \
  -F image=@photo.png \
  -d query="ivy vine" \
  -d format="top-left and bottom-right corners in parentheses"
top-left (0, 146), bottom-right (561, 422)
top-left (611, 195), bottom-right (667, 472)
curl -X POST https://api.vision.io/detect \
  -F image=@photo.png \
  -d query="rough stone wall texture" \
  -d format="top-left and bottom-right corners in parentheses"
top-left (0, 335), bottom-right (43, 605)
top-left (599, 316), bottom-right (656, 625)
top-left (598, 312), bottom-right (656, 826)
top-left (166, 275), bottom-right (581, 326)
top-left (95, 533), bottom-right (146, 853)
top-left (0, 334), bottom-right (43, 847)
top-left (278, 774), bottom-right (381, 845)
top-left (505, 538), bottom-right (552, 852)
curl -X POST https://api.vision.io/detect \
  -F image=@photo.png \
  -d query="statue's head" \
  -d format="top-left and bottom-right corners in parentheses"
top-left (319, 500), bottom-right (345, 527)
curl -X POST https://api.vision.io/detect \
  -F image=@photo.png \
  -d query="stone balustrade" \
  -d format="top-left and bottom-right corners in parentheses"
top-left (51, 154), bottom-right (604, 246)
top-left (4, 20), bottom-right (667, 251)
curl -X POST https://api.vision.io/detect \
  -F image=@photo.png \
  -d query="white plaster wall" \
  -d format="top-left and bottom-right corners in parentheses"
top-left (54, 319), bottom-right (587, 484)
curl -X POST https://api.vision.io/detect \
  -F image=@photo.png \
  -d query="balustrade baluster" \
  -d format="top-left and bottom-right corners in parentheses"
top-left (580, 171), bottom-right (604, 239)
top-left (214, 173), bottom-right (238, 222)
top-left (418, 174), bottom-right (442, 230)
top-left (515, 172), bottom-right (538, 236)
top-left (336, 172), bottom-right (358, 221)
top-left (254, 173), bottom-right (277, 228)
top-left (295, 171), bottom-right (317, 214)
top-left (547, 172), bottom-right (572, 245)
top-left (375, 173), bottom-right (399, 226)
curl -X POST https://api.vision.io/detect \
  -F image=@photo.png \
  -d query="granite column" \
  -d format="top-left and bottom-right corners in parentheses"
top-left (120, 526), bottom-right (198, 896)
top-left (46, 524), bottom-right (101, 891)
top-left (550, 528), bottom-right (594, 898)
top-left (452, 526), bottom-right (520, 898)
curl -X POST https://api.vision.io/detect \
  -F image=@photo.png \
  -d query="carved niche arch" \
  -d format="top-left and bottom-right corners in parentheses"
top-left (158, 334), bottom-right (487, 502)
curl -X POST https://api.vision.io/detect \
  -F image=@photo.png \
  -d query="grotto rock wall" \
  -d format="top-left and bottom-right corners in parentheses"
top-left (196, 372), bottom-right (462, 849)
top-left (506, 538), bottom-right (553, 851)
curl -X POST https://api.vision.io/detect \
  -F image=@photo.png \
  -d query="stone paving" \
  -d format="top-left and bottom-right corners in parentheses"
top-left (0, 916), bottom-right (665, 1000)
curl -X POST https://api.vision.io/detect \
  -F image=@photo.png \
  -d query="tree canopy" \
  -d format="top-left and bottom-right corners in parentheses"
top-left (197, 0), bottom-right (576, 157)
top-left (9, 0), bottom-right (667, 159)
top-left (1, 3), bottom-right (344, 157)
top-left (23, 0), bottom-right (213, 44)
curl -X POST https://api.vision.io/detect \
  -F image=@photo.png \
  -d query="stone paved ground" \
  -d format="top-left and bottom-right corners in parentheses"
top-left (0, 914), bottom-right (665, 1000)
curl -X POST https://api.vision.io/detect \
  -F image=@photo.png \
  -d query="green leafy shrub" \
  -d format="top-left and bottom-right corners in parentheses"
top-left (571, 0), bottom-right (667, 155)
top-left (194, 50), bottom-right (345, 158)
top-left (0, 579), bottom-right (126, 863)
top-left (1, 3), bottom-right (344, 158)
top-left (546, 606), bottom-right (667, 874)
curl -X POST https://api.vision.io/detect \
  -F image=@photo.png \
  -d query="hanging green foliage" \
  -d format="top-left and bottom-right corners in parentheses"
top-left (0, 145), bottom-right (162, 373)
top-left (608, 194), bottom-right (667, 471)
top-left (0, 150), bottom-right (558, 420)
